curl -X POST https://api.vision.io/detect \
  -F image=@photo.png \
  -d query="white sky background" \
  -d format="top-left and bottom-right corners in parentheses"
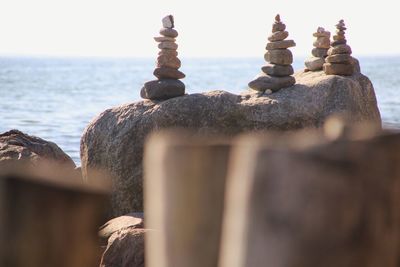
top-left (0, 0), bottom-right (398, 58)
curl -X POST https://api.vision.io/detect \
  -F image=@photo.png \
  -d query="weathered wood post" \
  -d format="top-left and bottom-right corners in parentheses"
top-left (219, 130), bottom-right (400, 267)
top-left (144, 130), bottom-right (231, 267)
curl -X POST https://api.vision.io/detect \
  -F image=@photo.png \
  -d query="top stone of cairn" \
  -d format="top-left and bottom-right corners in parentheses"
top-left (162, 15), bottom-right (174, 28)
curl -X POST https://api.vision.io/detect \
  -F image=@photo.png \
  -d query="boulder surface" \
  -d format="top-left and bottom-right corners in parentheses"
top-left (81, 71), bottom-right (381, 216)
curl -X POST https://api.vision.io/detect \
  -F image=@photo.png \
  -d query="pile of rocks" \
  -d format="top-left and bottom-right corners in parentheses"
top-left (140, 15), bottom-right (186, 100)
top-left (248, 14), bottom-right (296, 94)
top-left (323, 20), bottom-right (354, 76)
top-left (304, 27), bottom-right (330, 71)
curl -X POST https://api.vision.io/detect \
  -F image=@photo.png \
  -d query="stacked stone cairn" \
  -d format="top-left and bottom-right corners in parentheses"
top-left (304, 27), bottom-right (331, 71)
top-left (248, 14), bottom-right (296, 94)
top-left (140, 15), bottom-right (186, 100)
top-left (323, 20), bottom-right (354, 76)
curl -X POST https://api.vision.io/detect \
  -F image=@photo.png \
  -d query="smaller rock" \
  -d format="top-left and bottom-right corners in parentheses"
top-left (313, 37), bottom-right (330, 48)
top-left (158, 49), bottom-right (178, 57)
top-left (160, 28), bottom-right (178, 38)
top-left (331, 39), bottom-right (347, 46)
top-left (154, 67), bottom-right (186, 79)
top-left (313, 27), bottom-right (330, 38)
top-left (268, 31), bottom-right (289, 42)
top-left (272, 23), bottom-right (286, 32)
top-left (264, 49), bottom-right (293, 65)
top-left (265, 89), bottom-right (273, 95)
top-left (266, 40), bottom-right (296, 50)
top-left (248, 74), bottom-right (295, 92)
top-left (325, 54), bottom-right (352, 64)
top-left (154, 36), bottom-right (176, 42)
top-left (157, 55), bottom-right (181, 69)
top-left (261, 63), bottom-right (294, 77)
top-left (312, 48), bottom-right (329, 57)
top-left (327, 44), bottom-right (352, 56)
top-left (323, 63), bottom-right (354, 76)
top-left (162, 15), bottom-right (174, 28)
top-left (333, 35), bottom-right (346, 41)
top-left (304, 57), bottom-right (325, 71)
top-left (158, 41), bottom-right (178, 50)
top-left (141, 79), bottom-right (185, 100)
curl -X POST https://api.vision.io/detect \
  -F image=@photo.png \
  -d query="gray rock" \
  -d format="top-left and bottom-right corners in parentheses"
top-left (272, 23), bottom-right (286, 32)
top-left (264, 49), bottom-right (293, 65)
top-left (154, 36), bottom-right (175, 42)
top-left (153, 67), bottom-right (185, 79)
top-left (261, 63), bottom-right (294, 77)
top-left (158, 41), bottom-right (178, 50)
top-left (162, 15), bottom-right (174, 28)
top-left (323, 63), bottom-right (354, 76)
top-left (266, 40), bottom-right (296, 50)
top-left (81, 71), bottom-right (381, 215)
top-left (140, 79), bottom-right (185, 100)
top-left (312, 48), bottom-right (329, 58)
top-left (328, 44), bottom-right (352, 56)
top-left (304, 57), bottom-right (325, 71)
top-left (331, 39), bottom-right (347, 46)
top-left (159, 28), bottom-right (178, 38)
top-left (326, 54), bottom-right (352, 64)
top-left (158, 49), bottom-right (178, 57)
top-left (248, 74), bottom-right (295, 92)
top-left (268, 31), bottom-right (289, 42)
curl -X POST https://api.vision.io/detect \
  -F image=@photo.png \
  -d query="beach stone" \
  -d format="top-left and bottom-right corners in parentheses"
top-left (264, 49), bottom-right (293, 65)
top-left (266, 40), bottom-right (296, 50)
top-left (313, 29), bottom-right (330, 38)
top-left (162, 15), bottom-right (174, 28)
top-left (158, 49), bottom-right (178, 57)
top-left (331, 39), bottom-right (347, 46)
top-left (248, 74), bottom-right (295, 92)
top-left (153, 67), bottom-right (185, 79)
top-left (272, 23), bottom-right (286, 32)
top-left (268, 31), bottom-right (289, 42)
top-left (336, 30), bottom-right (345, 36)
top-left (312, 48), bottom-right (328, 57)
top-left (313, 37), bottom-right (330, 49)
top-left (158, 41), bottom-right (178, 50)
top-left (326, 54), bottom-right (352, 64)
top-left (261, 63), bottom-right (294, 77)
top-left (154, 36), bottom-right (176, 43)
top-left (305, 57), bottom-right (325, 71)
top-left (156, 55), bottom-right (181, 69)
top-left (333, 35), bottom-right (346, 41)
top-left (159, 28), bottom-right (178, 38)
top-left (328, 44), bottom-right (352, 56)
top-left (140, 79), bottom-right (185, 100)
top-left (323, 63), bottom-right (354, 76)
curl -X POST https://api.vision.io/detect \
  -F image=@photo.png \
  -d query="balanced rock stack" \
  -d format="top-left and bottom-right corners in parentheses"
top-left (140, 15), bottom-right (186, 100)
top-left (304, 27), bottom-right (331, 71)
top-left (323, 20), bottom-right (354, 76)
top-left (248, 14), bottom-right (296, 93)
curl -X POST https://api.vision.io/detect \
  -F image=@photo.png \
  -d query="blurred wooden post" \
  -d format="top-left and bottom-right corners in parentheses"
top-left (144, 130), bottom-right (231, 267)
top-left (219, 130), bottom-right (400, 267)
top-left (0, 174), bottom-right (109, 267)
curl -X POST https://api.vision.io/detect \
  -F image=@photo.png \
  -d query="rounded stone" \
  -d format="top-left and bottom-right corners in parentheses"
top-left (140, 79), bottom-right (185, 100)
top-left (158, 41), bottom-right (178, 50)
top-left (248, 74), bottom-right (295, 92)
top-left (268, 31), bottom-right (289, 42)
top-left (158, 49), bottom-right (178, 57)
top-left (154, 36), bottom-right (176, 42)
top-left (272, 23), bottom-right (286, 32)
top-left (325, 54), bottom-right (353, 64)
top-left (333, 35), bottom-right (346, 41)
top-left (331, 39), bottom-right (347, 46)
top-left (313, 37), bottom-right (330, 49)
top-left (162, 15), bottom-right (174, 28)
top-left (160, 28), bottom-right (178, 38)
top-left (266, 40), bottom-right (296, 50)
top-left (313, 31), bottom-right (330, 38)
top-left (312, 48), bottom-right (328, 57)
top-left (157, 55), bottom-right (181, 69)
top-left (323, 63), bottom-right (354, 76)
top-left (327, 44), bottom-right (352, 56)
top-left (304, 57), bottom-right (325, 71)
top-left (153, 67), bottom-right (186, 79)
top-left (264, 49), bottom-right (293, 65)
top-left (261, 63), bottom-right (294, 77)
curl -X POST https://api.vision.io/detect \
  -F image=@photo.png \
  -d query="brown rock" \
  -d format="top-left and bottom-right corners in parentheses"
top-left (312, 48), bottom-right (329, 57)
top-left (323, 63), bottom-right (354, 76)
top-left (268, 31), bottom-right (289, 42)
top-left (157, 55), bottom-right (181, 69)
top-left (326, 54), bottom-right (352, 64)
top-left (140, 79), bottom-right (185, 100)
top-left (158, 49), bottom-right (178, 57)
top-left (333, 35), bottom-right (346, 41)
top-left (159, 28), bottom-right (178, 38)
top-left (313, 37), bottom-right (330, 49)
top-left (154, 36), bottom-right (176, 42)
top-left (331, 39), bottom-right (347, 46)
top-left (264, 49), bottom-right (293, 65)
top-left (266, 40), bottom-right (296, 50)
top-left (328, 44), bottom-right (352, 56)
top-left (158, 41), bottom-right (178, 50)
top-left (261, 63), bottom-right (294, 77)
top-left (154, 67), bottom-right (185, 79)
top-left (272, 23), bottom-right (286, 33)
top-left (313, 27), bottom-right (330, 38)
top-left (304, 57), bottom-right (325, 71)
top-left (248, 74), bottom-right (295, 92)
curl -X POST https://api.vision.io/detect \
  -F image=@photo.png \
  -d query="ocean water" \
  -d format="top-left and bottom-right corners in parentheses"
top-left (0, 56), bottom-right (399, 164)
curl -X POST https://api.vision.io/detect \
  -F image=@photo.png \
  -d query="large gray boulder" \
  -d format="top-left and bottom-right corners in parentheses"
top-left (80, 71), bottom-right (381, 216)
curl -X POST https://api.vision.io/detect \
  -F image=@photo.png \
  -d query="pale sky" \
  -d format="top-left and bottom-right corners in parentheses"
top-left (0, 0), bottom-right (398, 58)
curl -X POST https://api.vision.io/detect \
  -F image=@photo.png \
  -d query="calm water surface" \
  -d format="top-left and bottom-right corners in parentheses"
top-left (0, 57), bottom-right (399, 163)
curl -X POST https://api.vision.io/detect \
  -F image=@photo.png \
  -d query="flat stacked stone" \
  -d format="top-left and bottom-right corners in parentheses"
top-left (304, 27), bottom-right (330, 71)
top-left (140, 15), bottom-right (185, 100)
top-left (323, 20), bottom-right (354, 76)
top-left (248, 14), bottom-right (296, 94)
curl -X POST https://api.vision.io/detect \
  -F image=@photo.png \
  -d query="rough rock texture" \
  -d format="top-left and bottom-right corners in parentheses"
top-left (100, 228), bottom-right (147, 267)
top-left (81, 71), bottom-right (381, 216)
top-left (99, 213), bottom-right (144, 245)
